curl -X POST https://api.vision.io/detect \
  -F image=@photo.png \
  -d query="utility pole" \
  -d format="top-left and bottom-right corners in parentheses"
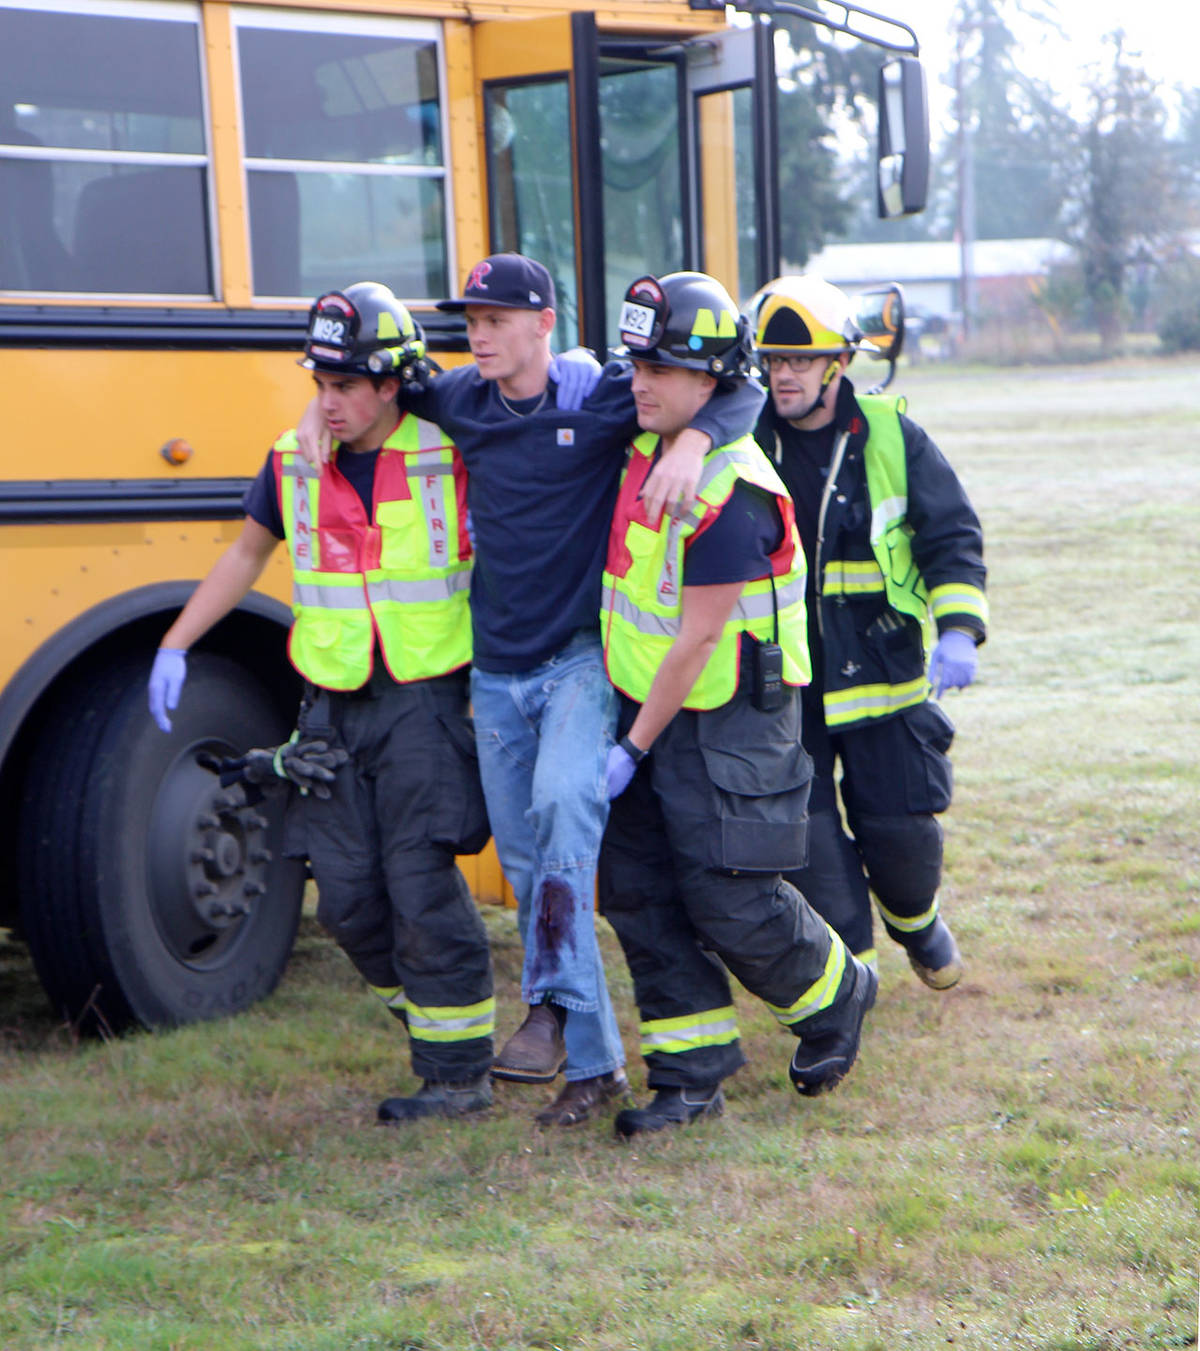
top-left (955, 9), bottom-right (977, 342)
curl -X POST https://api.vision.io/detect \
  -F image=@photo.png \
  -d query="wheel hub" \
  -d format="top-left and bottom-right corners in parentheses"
top-left (148, 746), bottom-right (278, 960)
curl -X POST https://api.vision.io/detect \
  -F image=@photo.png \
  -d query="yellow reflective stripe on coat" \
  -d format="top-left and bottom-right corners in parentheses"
top-left (929, 581), bottom-right (988, 627)
top-left (406, 996), bottom-right (496, 1043)
top-left (824, 675), bottom-right (928, 727)
top-left (765, 928), bottom-right (846, 1024)
top-left (639, 1005), bottom-right (739, 1057)
top-left (369, 984), bottom-right (407, 1013)
top-left (875, 897), bottom-right (940, 934)
top-left (823, 558), bottom-right (886, 596)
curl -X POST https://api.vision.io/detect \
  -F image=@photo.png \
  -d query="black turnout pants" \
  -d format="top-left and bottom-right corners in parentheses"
top-left (599, 685), bottom-right (839, 1091)
top-left (783, 683), bottom-right (955, 959)
top-left (288, 668), bottom-right (494, 1082)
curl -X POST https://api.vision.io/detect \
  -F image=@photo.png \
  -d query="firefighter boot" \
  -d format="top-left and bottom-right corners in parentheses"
top-left (788, 954), bottom-right (878, 1097)
top-left (900, 915), bottom-right (962, 990)
top-left (614, 1085), bottom-right (725, 1138)
top-left (378, 1073), bottom-right (493, 1123)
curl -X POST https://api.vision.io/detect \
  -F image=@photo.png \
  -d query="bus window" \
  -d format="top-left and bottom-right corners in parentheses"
top-left (484, 77), bottom-right (577, 352)
top-left (233, 11), bottom-right (449, 302)
top-left (0, 0), bottom-right (209, 296)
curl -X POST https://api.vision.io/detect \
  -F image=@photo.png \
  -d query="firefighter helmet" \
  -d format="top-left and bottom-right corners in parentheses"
top-left (751, 275), bottom-right (878, 356)
top-left (617, 271), bottom-right (753, 380)
top-left (301, 281), bottom-right (426, 376)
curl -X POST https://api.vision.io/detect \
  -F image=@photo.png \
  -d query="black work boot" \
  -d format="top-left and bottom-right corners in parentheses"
top-left (378, 1073), bottom-right (492, 1123)
top-left (491, 1003), bottom-right (568, 1083)
top-left (789, 955), bottom-right (878, 1097)
top-left (614, 1085), bottom-right (724, 1138)
top-left (901, 915), bottom-right (962, 990)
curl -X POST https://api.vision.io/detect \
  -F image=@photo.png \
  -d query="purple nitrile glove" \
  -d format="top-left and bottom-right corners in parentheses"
top-left (549, 347), bottom-right (603, 411)
top-left (928, 629), bottom-right (978, 698)
top-left (148, 647), bottom-right (188, 732)
top-left (605, 743), bottom-right (638, 800)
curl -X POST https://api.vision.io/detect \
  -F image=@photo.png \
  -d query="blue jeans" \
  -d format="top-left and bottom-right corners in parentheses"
top-left (470, 631), bottom-right (625, 1081)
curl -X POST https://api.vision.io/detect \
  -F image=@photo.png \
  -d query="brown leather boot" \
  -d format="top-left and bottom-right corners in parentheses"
top-left (491, 1003), bottom-right (567, 1083)
top-left (534, 1069), bottom-right (632, 1126)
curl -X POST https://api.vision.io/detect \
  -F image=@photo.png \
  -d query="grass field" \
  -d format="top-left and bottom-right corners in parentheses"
top-left (2, 355), bottom-right (1198, 1351)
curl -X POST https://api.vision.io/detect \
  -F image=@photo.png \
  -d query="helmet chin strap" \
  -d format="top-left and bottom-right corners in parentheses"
top-left (788, 353), bottom-right (845, 423)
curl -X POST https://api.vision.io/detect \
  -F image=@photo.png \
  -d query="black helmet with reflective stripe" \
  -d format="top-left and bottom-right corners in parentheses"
top-left (617, 271), bottom-right (754, 380)
top-left (301, 281), bottom-right (426, 376)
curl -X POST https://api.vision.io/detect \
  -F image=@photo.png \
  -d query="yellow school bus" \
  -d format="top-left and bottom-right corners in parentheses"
top-left (0, 0), bottom-right (928, 1030)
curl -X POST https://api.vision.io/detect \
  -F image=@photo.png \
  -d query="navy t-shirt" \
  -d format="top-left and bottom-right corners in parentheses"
top-left (684, 480), bottom-right (783, 585)
top-left (404, 363), bottom-right (764, 673)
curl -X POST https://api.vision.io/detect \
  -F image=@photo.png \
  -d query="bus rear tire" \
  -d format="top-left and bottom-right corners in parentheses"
top-left (18, 652), bottom-right (305, 1033)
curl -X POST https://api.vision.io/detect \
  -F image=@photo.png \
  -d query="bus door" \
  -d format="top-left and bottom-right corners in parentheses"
top-left (471, 13), bottom-right (779, 355)
top-left (682, 20), bottom-right (778, 308)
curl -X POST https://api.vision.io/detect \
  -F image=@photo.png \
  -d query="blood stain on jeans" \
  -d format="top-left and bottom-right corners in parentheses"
top-left (529, 876), bottom-right (577, 982)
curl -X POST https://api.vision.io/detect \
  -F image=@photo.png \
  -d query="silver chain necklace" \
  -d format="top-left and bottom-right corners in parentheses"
top-left (497, 386), bottom-right (549, 417)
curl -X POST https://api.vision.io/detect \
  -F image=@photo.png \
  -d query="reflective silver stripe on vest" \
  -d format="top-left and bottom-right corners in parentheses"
top-left (280, 460), bottom-right (321, 480)
top-left (603, 584), bottom-right (681, 639)
top-left (291, 473), bottom-right (316, 571)
top-left (293, 580), bottom-right (366, 610)
top-left (366, 570), bottom-right (471, 606)
top-left (656, 515), bottom-right (686, 607)
top-left (870, 494), bottom-right (908, 542)
top-left (405, 449), bottom-right (454, 476)
top-left (697, 446), bottom-right (755, 494)
top-left (408, 453), bottom-right (452, 569)
top-left (605, 571), bottom-right (803, 637)
top-left (731, 572), bottom-right (804, 622)
top-left (410, 417), bottom-right (451, 451)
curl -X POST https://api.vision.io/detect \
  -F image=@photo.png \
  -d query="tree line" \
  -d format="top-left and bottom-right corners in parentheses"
top-left (776, 0), bottom-right (1200, 354)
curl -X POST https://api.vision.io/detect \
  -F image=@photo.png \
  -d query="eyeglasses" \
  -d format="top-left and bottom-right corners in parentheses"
top-left (761, 352), bottom-right (823, 373)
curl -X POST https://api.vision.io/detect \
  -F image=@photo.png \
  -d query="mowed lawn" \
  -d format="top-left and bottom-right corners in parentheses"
top-left (2, 356), bottom-right (1198, 1351)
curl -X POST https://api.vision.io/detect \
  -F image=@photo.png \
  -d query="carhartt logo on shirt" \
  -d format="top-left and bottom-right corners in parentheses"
top-left (557, 428), bottom-right (575, 446)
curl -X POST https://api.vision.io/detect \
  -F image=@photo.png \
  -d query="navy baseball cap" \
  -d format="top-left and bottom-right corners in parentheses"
top-left (437, 253), bottom-right (556, 313)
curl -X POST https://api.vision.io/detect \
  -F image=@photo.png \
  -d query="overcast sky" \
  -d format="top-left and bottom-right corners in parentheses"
top-left (904, 0), bottom-right (1200, 125)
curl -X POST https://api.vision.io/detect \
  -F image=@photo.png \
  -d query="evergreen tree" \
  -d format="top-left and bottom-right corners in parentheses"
top-left (1059, 32), bottom-right (1185, 351)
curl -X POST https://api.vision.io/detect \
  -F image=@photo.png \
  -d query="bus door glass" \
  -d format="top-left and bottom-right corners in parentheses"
top-left (685, 22), bottom-right (776, 306)
top-left (474, 15), bottom-right (581, 352)
top-left (596, 51), bottom-right (685, 347)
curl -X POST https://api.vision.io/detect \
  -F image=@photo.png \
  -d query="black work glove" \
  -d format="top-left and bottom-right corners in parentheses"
top-left (197, 737), bottom-right (348, 800)
top-left (399, 355), bottom-right (435, 395)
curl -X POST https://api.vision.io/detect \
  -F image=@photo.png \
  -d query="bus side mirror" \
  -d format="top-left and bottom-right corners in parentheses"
top-left (876, 56), bottom-right (929, 218)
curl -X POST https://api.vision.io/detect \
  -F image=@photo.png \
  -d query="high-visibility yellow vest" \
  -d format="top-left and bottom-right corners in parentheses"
top-left (820, 395), bottom-right (988, 728)
top-left (273, 415), bottom-right (472, 691)
top-left (602, 431), bottom-right (810, 710)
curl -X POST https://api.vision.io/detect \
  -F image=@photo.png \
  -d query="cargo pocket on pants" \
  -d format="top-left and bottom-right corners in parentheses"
top-left (899, 700), bottom-right (955, 814)
top-left (432, 710), bottom-right (492, 854)
top-left (697, 696), bottom-right (813, 874)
